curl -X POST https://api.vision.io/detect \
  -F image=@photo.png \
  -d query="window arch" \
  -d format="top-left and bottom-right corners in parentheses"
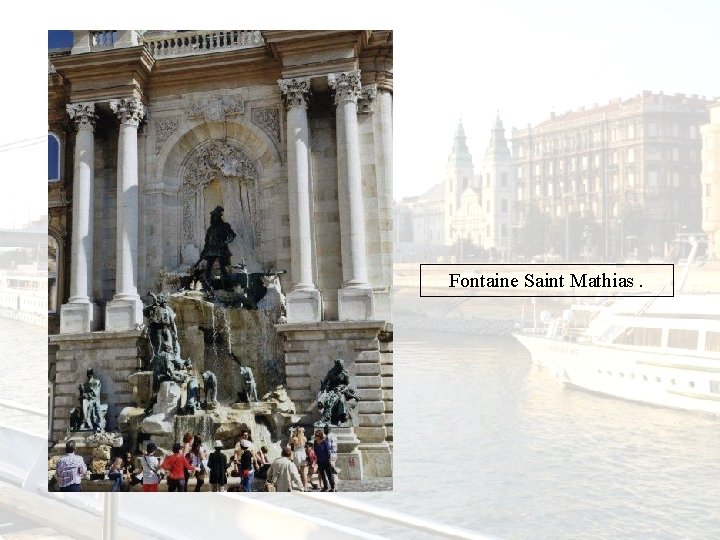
top-left (48, 133), bottom-right (61, 182)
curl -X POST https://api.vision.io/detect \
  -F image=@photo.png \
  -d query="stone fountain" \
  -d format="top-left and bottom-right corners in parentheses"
top-left (117, 207), bottom-right (297, 459)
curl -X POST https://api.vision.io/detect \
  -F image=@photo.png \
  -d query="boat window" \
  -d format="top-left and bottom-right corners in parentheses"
top-left (613, 327), bottom-right (662, 347)
top-left (705, 332), bottom-right (720, 353)
top-left (667, 329), bottom-right (699, 350)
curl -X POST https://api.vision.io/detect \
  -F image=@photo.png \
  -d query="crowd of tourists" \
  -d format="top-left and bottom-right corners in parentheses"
top-left (53, 425), bottom-right (340, 493)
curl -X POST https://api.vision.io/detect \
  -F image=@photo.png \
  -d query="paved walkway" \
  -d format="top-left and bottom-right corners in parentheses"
top-left (78, 475), bottom-right (392, 492)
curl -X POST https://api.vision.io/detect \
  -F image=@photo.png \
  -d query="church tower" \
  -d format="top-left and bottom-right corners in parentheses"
top-left (445, 119), bottom-right (474, 244)
top-left (480, 113), bottom-right (514, 257)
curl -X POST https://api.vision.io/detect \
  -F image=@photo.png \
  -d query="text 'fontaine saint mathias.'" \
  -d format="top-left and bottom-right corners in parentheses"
top-left (448, 272), bottom-right (637, 289)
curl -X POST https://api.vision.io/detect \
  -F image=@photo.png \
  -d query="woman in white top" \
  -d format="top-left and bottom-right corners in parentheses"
top-left (291, 427), bottom-right (307, 469)
top-left (140, 442), bottom-right (161, 492)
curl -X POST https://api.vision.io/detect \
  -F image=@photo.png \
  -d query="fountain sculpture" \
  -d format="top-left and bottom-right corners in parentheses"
top-left (115, 207), bottom-right (296, 460)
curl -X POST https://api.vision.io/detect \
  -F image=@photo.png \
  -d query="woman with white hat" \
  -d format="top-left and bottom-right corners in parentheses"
top-left (207, 440), bottom-right (228, 492)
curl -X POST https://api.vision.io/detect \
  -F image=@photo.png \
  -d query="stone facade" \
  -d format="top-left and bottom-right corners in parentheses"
top-left (48, 30), bottom-right (393, 477)
top-left (276, 321), bottom-right (392, 477)
top-left (701, 101), bottom-right (720, 259)
top-left (512, 92), bottom-right (711, 258)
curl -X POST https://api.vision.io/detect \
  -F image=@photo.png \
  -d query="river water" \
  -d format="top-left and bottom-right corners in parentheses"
top-left (338, 329), bottom-right (720, 539)
top-left (8, 313), bottom-right (720, 538)
top-left (0, 317), bottom-right (47, 435)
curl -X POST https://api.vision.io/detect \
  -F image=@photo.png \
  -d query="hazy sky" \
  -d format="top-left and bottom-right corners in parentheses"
top-left (2, 2), bottom-right (718, 228)
top-left (394, 0), bottom-right (720, 200)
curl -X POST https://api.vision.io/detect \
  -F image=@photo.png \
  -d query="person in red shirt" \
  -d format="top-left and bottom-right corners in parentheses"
top-left (160, 442), bottom-right (198, 492)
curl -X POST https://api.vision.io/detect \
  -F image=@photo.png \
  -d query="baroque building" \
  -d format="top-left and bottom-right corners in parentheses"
top-left (511, 91), bottom-right (711, 259)
top-left (701, 100), bottom-right (720, 259)
top-left (395, 116), bottom-right (513, 261)
top-left (48, 31), bottom-right (393, 476)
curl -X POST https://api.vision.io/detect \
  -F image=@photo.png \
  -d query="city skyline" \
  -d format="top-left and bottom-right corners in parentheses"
top-left (394, 0), bottom-right (720, 200)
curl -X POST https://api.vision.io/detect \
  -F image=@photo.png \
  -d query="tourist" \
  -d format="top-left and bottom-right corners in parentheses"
top-left (266, 447), bottom-right (303, 492)
top-left (140, 442), bottom-right (161, 492)
top-left (254, 446), bottom-right (271, 479)
top-left (55, 440), bottom-right (87, 492)
top-left (229, 442), bottom-right (243, 478)
top-left (207, 440), bottom-right (228, 492)
top-left (160, 442), bottom-right (198, 492)
top-left (124, 451), bottom-right (139, 491)
top-left (186, 434), bottom-right (208, 492)
top-left (302, 441), bottom-right (317, 491)
top-left (324, 424), bottom-right (339, 479)
top-left (181, 432), bottom-right (193, 491)
top-left (314, 430), bottom-right (335, 492)
top-left (291, 427), bottom-right (307, 472)
top-left (108, 457), bottom-right (125, 492)
top-left (239, 439), bottom-right (255, 492)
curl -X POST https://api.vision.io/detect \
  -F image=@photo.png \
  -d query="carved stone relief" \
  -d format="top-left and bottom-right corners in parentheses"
top-left (251, 106), bottom-right (281, 144)
top-left (181, 140), bottom-right (262, 269)
top-left (186, 95), bottom-right (244, 122)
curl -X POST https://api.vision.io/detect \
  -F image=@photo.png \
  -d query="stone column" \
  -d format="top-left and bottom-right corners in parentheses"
top-left (328, 71), bottom-right (374, 320)
top-left (279, 77), bottom-right (322, 322)
top-left (105, 98), bottom-right (146, 331)
top-left (60, 103), bottom-right (100, 333)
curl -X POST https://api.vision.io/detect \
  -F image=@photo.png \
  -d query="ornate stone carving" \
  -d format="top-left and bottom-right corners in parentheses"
top-left (186, 95), bottom-right (244, 122)
top-left (357, 84), bottom-right (378, 114)
top-left (278, 77), bottom-right (311, 110)
top-left (251, 106), bottom-right (281, 143)
top-left (328, 71), bottom-right (362, 106)
top-left (66, 102), bottom-right (97, 129)
top-left (181, 140), bottom-right (261, 259)
top-left (110, 98), bottom-right (146, 127)
top-left (154, 118), bottom-right (179, 153)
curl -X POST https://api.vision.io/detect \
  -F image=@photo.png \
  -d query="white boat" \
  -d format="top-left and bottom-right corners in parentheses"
top-left (515, 238), bottom-right (720, 415)
top-left (515, 294), bottom-right (720, 414)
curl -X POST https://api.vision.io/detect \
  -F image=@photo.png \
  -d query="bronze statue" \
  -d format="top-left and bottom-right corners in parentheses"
top-left (237, 366), bottom-right (258, 403)
top-left (197, 205), bottom-right (236, 290)
top-left (143, 292), bottom-right (180, 360)
top-left (79, 368), bottom-right (105, 431)
top-left (202, 370), bottom-right (218, 408)
top-left (317, 359), bottom-right (358, 426)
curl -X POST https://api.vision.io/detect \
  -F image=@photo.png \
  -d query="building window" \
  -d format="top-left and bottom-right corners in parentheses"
top-left (48, 133), bottom-right (61, 182)
top-left (501, 172), bottom-right (508, 187)
top-left (501, 199), bottom-right (508, 213)
top-left (49, 235), bottom-right (60, 313)
top-left (487, 175), bottom-right (491, 188)
top-left (627, 148), bottom-right (635, 163)
top-left (628, 124), bottom-right (635, 139)
top-left (667, 329), bottom-right (699, 350)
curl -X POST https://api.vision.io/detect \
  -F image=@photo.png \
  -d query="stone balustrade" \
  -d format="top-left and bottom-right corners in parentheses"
top-left (142, 30), bottom-right (264, 57)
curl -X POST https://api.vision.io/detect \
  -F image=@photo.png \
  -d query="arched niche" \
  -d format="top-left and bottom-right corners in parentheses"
top-left (154, 119), bottom-right (284, 273)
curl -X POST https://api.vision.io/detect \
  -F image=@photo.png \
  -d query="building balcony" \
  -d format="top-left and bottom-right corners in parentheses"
top-left (70, 30), bottom-right (265, 58)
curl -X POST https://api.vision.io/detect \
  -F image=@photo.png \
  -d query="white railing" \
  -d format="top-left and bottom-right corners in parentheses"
top-left (142, 30), bottom-right (264, 58)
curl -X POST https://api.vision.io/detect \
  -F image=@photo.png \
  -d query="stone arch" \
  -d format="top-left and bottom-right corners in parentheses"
top-left (151, 119), bottom-right (285, 273)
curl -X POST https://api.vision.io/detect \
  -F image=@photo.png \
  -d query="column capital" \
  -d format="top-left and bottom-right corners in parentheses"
top-left (357, 84), bottom-right (378, 114)
top-left (328, 71), bottom-right (362, 106)
top-left (278, 77), bottom-right (312, 110)
top-left (66, 102), bottom-right (97, 130)
top-left (110, 97), bottom-right (146, 127)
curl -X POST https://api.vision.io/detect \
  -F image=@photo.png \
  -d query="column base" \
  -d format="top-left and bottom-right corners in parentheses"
top-left (338, 287), bottom-right (374, 321)
top-left (332, 426), bottom-right (364, 481)
top-left (105, 296), bottom-right (143, 331)
top-left (60, 301), bottom-right (100, 334)
top-left (286, 288), bottom-right (322, 323)
top-left (358, 441), bottom-right (392, 478)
